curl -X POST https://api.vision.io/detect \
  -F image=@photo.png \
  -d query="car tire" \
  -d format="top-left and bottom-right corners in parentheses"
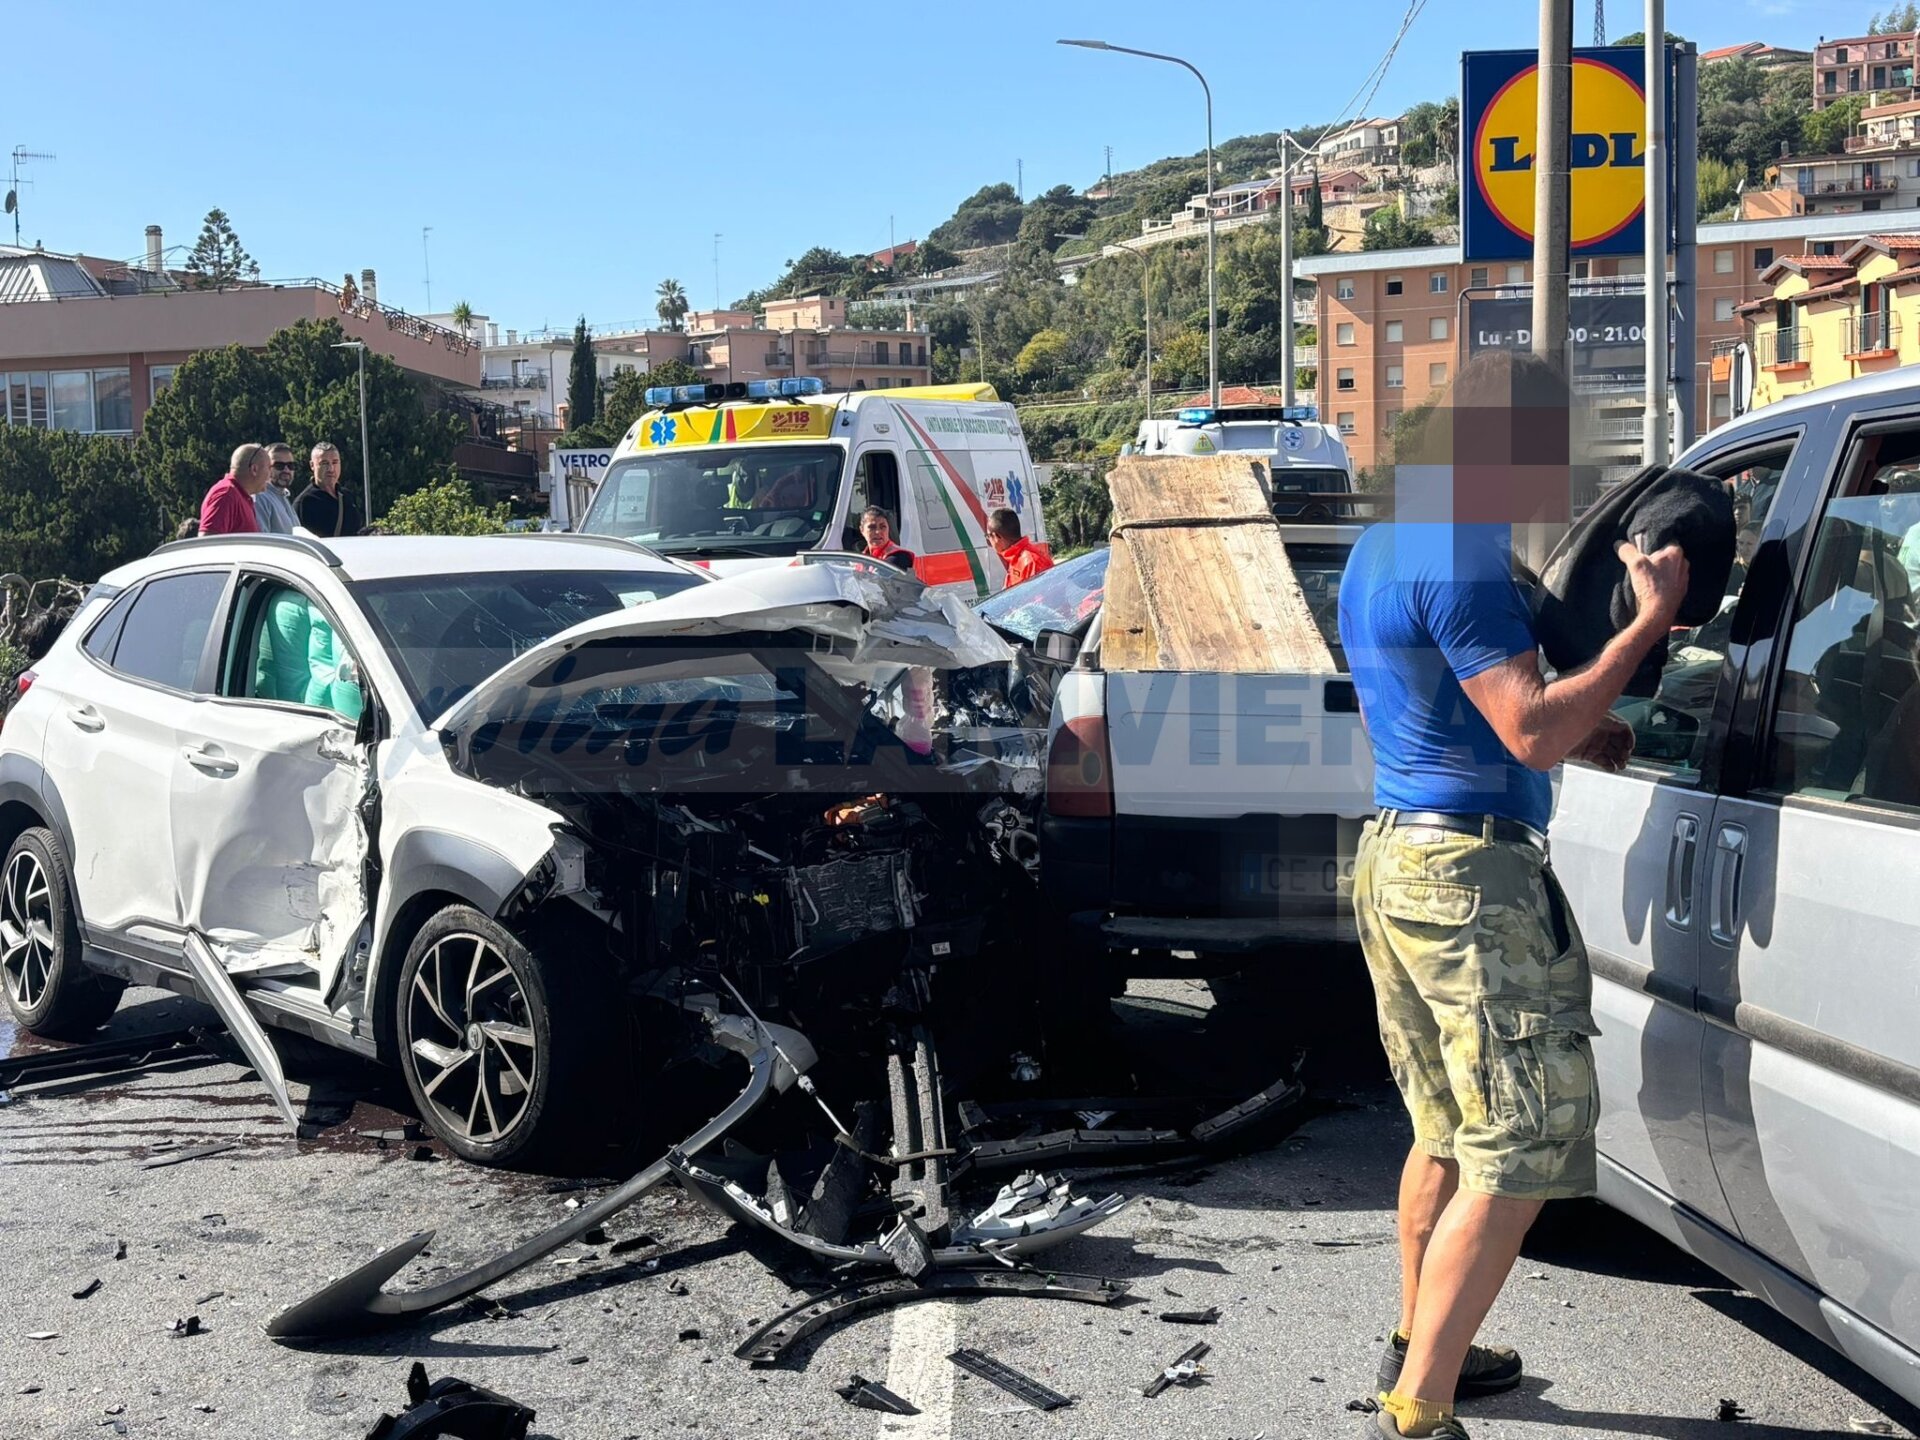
top-left (1, 826), bottom-right (125, 1038)
top-left (393, 905), bottom-right (617, 1168)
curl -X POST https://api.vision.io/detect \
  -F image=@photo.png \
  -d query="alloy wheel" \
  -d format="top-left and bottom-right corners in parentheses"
top-left (405, 933), bottom-right (539, 1145)
top-left (0, 849), bottom-right (56, 1012)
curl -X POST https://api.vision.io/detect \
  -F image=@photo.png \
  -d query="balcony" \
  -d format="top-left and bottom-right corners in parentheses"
top-left (1758, 326), bottom-right (1808, 370)
top-left (1845, 310), bottom-right (1902, 357)
top-left (1797, 173), bottom-right (1900, 196)
top-left (480, 372), bottom-right (547, 390)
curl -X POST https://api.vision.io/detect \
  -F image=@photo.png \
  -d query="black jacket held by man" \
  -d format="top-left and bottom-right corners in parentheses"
top-left (1530, 464), bottom-right (1736, 696)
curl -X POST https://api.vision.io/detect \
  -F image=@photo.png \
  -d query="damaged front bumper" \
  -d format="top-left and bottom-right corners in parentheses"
top-left (266, 997), bottom-right (814, 1340)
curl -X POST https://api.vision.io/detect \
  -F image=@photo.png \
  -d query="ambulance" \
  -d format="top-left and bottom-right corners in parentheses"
top-left (1125, 403), bottom-right (1355, 519)
top-left (575, 377), bottom-right (1047, 598)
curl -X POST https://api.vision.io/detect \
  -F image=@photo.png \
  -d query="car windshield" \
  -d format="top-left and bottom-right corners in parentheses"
top-left (350, 568), bottom-right (705, 721)
top-left (578, 445), bottom-right (845, 558)
top-left (975, 548), bottom-right (1111, 643)
top-left (976, 541), bottom-right (1353, 666)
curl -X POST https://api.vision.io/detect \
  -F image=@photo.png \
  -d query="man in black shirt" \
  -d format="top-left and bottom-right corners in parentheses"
top-left (294, 442), bottom-right (365, 537)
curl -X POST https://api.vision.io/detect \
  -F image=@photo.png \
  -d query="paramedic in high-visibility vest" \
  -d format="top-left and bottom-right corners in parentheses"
top-left (988, 507), bottom-right (1052, 589)
top-left (859, 506), bottom-right (917, 572)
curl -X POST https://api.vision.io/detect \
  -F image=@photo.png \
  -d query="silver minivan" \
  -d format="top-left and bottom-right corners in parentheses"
top-left (1554, 368), bottom-right (1920, 1406)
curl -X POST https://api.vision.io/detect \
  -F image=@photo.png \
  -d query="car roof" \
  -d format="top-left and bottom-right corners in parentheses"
top-left (1683, 368), bottom-right (1920, 462)
top-left (105, 533), bottom-right (694, 587)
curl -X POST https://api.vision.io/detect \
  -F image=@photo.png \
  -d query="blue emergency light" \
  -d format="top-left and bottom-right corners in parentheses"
top-left (1176, 403), bottom-right (1320, 426)
top-left (645, 376), bottom-right (826, 407)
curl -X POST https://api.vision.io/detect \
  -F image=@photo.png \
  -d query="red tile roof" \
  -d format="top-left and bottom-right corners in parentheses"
top-left (1796, 277), bottom-right (1860, 301)
top-left (1884, 264), bottom-right (1920, 284)
top-left (1174, 385), bottom-right (1292, 409)
top-left (1704, 42), bottom-right (1762, 61)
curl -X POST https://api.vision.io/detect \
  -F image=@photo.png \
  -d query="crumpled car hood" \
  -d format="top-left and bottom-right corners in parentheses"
top-left (432, 558), bottom-right (1020, 742)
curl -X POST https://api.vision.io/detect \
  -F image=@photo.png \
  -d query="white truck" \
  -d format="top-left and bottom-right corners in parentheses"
top-left (574, 378), bottom-right (1047, 601)
top-left (973, 457), bottom-right (1375, 1015)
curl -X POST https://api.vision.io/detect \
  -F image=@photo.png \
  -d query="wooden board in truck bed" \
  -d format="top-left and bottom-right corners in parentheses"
top-left (1102, 454), bottom-right (1337, 675)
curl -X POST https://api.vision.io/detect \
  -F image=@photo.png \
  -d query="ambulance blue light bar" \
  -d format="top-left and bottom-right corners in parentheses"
top-left (645, 376), bottom-right (826, 406)
top-left (1176, 404), bottom-right (1320, 425)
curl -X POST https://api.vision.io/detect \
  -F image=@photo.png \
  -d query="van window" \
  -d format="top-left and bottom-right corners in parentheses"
top-left (1606, 444), bottom-right (1793, 772)
top-left (1762, 428), bottom-right (1920, 809)
top-left (847, 450), bottom-right (904, 550)
top-left (580, 445), bottom-right (844, 558)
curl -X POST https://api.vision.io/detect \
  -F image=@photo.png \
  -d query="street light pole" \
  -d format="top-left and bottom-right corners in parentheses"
top-left (1103, 245), bottom-right (1154, 419)
top-left (1061, 39), bottom-right (1218, 408)
top-left (331, 341), bottom-right (372, 523)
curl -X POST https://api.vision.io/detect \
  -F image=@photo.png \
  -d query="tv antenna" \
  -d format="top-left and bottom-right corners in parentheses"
top-left (8, 146), bottom-right (56, 248)
top-left (422, 226), bottom-right (434, 313)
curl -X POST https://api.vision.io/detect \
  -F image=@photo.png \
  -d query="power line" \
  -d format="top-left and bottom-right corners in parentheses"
top-left (1313, 0), bottom-right (1431, 147)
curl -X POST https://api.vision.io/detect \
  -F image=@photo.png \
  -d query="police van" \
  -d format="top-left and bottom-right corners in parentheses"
top-left (1126, 404), bottom-right (1356, 519)
top-left (575, 378), bottom-right (1046, 598)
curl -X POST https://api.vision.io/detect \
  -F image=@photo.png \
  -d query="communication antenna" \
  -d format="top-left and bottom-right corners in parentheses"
top-left (1105, 145), bottom-right (1114, 193)
top-left (8, 146), bottom-right (56, 248)
top-left (713, 233), bottom-right (723, 310)
top-left (1593, 0), bottom-right (1606, 46)
top-left (422, 226), bottom-right (434, 313)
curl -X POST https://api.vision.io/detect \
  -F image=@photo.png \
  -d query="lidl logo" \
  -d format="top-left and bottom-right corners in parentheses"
top-left (1462, 46), bottom-right (1673, 262)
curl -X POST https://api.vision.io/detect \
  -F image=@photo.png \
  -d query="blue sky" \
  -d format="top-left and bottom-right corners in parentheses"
top-left (8, 0), bottom-right (1854, 332)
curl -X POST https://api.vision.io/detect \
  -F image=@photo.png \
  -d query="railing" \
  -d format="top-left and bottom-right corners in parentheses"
top-left (1799, 173), bottom-right (1900, 195)
top-left (1758, 326), bottom-right (1805, 367)
top-left (266, 276), bottom-right (480, 355)
top-left (1846, 310), bottom-right (1902, 355)
top-left (480, 373), bottom-right (548, 390)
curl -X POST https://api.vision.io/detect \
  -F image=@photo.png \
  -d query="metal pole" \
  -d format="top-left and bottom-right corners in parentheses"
top-left (1672, 43), bottom-right (1698, 451)
top-left (1056, 42), bottom-right (1217, 406)
top-left (1281, 132), bottom-right (1296, 410)
top-left (1643, 0), bottom-right (1670, 465)
top-left (356, 347), bottom-right (372, 524)
top-left (1143, 256), bottom-right (1154, 419)
top-left (1532, 0), bottom-right (1572, 379)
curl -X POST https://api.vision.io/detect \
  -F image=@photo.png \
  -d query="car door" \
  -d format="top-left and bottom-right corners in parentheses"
top-left (39, 568), bottom-right (230, 960)
top-left (1699, 410), bottom-right (1920, 1364)
top-left (170, 571), bottom-right (372, 992)
top-left (1553, 433), bottom-right (1804, 1235)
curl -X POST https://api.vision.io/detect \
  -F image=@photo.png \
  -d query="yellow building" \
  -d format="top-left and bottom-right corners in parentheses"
top-left (1745, 235), bottom-right (1920, 408)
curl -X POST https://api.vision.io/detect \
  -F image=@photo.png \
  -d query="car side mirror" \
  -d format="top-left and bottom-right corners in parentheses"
top-left (1035, 627), bottom-right (1080, 666)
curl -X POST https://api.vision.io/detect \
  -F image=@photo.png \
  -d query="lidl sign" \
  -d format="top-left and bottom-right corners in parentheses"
top-left (1462, 46), bottom-right (1675, 262)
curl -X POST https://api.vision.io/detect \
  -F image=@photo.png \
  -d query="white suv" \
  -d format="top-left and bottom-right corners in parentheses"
top-left (0, 534), bottom-right (1039, 1166)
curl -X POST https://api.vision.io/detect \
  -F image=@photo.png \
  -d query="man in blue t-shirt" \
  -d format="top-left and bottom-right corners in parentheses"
top-left (1337, 355), bottom-right (1689, 1440)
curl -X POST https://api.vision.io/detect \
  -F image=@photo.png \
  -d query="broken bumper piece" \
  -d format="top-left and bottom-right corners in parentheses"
top-left (736, 1268), bottom-right (1131, 1368)
top-left (265, 1000), bottom-right (814, 1340)
top-left (670, 1155), bottom-right (1129, 1270)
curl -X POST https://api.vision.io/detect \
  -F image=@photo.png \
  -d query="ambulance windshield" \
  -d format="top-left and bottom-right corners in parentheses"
top-left (579, 445), bottom-right (845, 557)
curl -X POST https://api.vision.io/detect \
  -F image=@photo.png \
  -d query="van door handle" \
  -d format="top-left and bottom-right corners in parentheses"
top-left (181, 745), bottom-right (239, 777)
top-left (1708, 824), bottom-right (1747, 945)
top-left (66, 705), bottom-right (105, 733)
top-left (1665, 814), bottom-right (1700, 928)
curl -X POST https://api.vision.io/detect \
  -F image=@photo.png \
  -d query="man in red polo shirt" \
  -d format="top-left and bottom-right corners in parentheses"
top-left (988, 506), bottom-right (1052, 589)
top-left (200, 443), bottom-right (271, 536)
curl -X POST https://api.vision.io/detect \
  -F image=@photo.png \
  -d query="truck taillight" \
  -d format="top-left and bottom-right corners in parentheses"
top-left (1046, 715), bottom-right (1112, 819)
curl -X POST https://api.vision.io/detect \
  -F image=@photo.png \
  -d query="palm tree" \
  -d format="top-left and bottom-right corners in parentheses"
top-left (656, 278), bottom-right (690, 331)
top-left (450, 300), bottom-right (474, 338)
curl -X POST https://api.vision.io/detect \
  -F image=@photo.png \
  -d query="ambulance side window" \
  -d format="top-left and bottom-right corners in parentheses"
top-left (850, 451), bottom-right (904, 548)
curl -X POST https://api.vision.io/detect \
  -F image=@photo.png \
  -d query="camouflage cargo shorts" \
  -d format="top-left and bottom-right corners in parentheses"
top-left (1353, 812), bottom-right (1601, 1200)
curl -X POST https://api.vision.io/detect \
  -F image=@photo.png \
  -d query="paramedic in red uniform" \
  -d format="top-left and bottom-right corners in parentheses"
top-left (988, 506), bottom-right (1052, 588)
top-left (859, 506), bottom-right (917, 571)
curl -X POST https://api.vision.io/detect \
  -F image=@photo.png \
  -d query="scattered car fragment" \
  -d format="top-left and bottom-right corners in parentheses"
top-left (364, 1362), bottom-right (534, 1440)
top-left (835, 1374), bottom-right (919, 1415)
top-left (1145, 1341), bottom-right (1212, 1397)
top-left (948, 1347), bottom-right (1072, 1411)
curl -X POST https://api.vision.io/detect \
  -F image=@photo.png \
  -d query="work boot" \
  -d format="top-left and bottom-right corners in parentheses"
top-left (1372, 1408), bottom-right (1471, 1438)
top-left (1376, 1331), bottom-right (1523, 1398)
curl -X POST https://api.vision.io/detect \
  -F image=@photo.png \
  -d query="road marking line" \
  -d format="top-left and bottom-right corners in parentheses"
top-left (875, 1298), bottom-right (955, 1438)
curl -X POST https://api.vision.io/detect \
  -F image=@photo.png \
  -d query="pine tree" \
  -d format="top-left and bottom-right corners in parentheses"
top-left (183, 208), bottom-right (257, 289)
top-left (567, 317), bottom-right (597, 431)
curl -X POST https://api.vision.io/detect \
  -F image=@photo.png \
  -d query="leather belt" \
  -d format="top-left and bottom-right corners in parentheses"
top-left (1378, 808), bottom-right (1549, 853)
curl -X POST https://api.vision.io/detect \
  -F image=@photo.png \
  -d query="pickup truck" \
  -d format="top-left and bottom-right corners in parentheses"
top-left (974, 527), bottom-right (1375, 1003)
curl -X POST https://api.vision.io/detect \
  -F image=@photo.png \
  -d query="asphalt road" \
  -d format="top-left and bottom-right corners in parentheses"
top-left (1, 983), bottom-right (1915, 1440)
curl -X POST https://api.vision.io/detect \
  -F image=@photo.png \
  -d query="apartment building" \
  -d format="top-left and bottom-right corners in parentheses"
top-left (1815, 31), bottom-right (1918, 109)
top-left (1296, 210), bottom-right (1920, 473)
top-left (0, 231), bottom-right (478, 435)
top-left (465, 294), bottom-right (932, 426)
top-left (1743, 234), bottom-right (1920, 407)
top-left (1703, 41), bottom-right (1812, 70)
top-left (1317, 117), bottom-right (1402, 166)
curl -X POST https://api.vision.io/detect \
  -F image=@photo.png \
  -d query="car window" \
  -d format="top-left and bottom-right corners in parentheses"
top-left (1608, 444), bottom-right (1793, 772)
top-left (106, 571), bottom-right (227, 692)
top-left (81, 589), bottom-right (136, 663)
top-left (351, 568), bottom-right (705, 721)
top-left (975, 548), bottom-right (1110, 643)
top-left (222, 577), bottom-right (364, 722)
top-left (1762, 427), bottom-right (1920, 809)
